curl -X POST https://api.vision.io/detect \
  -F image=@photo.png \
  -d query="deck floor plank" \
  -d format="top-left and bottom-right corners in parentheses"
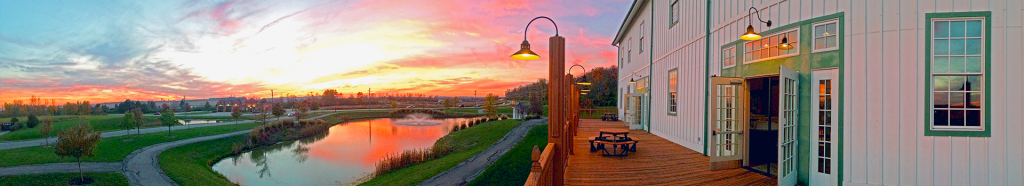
top-left (566, 119), bottom-right (777, 186)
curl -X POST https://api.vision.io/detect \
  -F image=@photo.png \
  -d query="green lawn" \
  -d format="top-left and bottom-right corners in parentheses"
top-left (0, 115), bottom-right (160, 141)
top-left (467, 125), bottom-right (548, 186)
top-left (0, 122), bottom-right (259, 167)
top-left (360, 119), bottom-right (523, 186)
top-left (160, 135), bottom-right (245, 186)
top-left (0, 172), bottom-right (129, 186)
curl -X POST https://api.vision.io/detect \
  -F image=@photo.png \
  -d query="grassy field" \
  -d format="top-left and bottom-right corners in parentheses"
top-left (0, 115), bottom-right (160, 141)
top-left (0, 122), bottom-right (259, 167)
top-left (0, 172), bottom-right (129, 186)
top-left (360, 119), bottom-right (523, 186)
top-left (159, 135), bottom-right (246, 186)
top-left (467, 125), bottom-right (548, 186)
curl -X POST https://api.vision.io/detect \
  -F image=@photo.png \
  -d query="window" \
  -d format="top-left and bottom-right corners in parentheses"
top-left (925, 12), bottom-right (991, 137)
top-left (668, 69), bottom-right (678, 114)
top-left (670, 0), bottom-right (679, 27)
top-left (722, 46), bottom-right (736, 68)
top-left (930, 17), bottom-right (986, 132)
top-left (744, 29), bottom-right (799, 63)
top-left (813, 20), bottom-right (839, 52)
top-left (628, 38), bottom-right (632, 63)
top-left (640, 22), bottom-right (645, 53)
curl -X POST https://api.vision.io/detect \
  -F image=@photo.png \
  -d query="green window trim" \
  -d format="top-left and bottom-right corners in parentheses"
top-left (924, 11), bottom-right (992, 137)
top-left (668, 68), bottom-right (678, 115)
top-left (669, 0), bottom-right (679, 28)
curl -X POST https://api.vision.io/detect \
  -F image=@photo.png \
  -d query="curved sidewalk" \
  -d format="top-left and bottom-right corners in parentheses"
top-left (417, 118), bottom-right (547, 186)
top-left (122, 130), bottom-right (251, 186)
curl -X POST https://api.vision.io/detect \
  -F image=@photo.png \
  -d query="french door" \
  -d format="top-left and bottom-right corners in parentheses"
top-left (777, 66), bottom-right (799, 186)
top-left (810, 69), bottom-right (839, 186)
top-left (708, 76), bottom-right (746, 170)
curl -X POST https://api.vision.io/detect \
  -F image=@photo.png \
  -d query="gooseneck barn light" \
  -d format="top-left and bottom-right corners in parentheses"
top-left (510, 16), bottom-right (558, 60)
top-left (740, 7), bottom-right (772, 41)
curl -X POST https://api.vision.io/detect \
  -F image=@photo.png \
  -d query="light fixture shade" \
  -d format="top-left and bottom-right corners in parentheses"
top-left (576, 75), bottom-right (592, 85)
top-left (581, 92), bottom-right (588, 95)
top-left (740, 25), bottom-right (761, 40)
top-left (510, 40), bottom-right (540, 60)
top-left (629, 78), bottom-right (635, 83)
top-left (778, 36), bottom-right (793, 50)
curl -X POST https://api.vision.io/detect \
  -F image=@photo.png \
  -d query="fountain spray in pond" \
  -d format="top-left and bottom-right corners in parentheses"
top-left (393, 113), bottom-right (441, 126)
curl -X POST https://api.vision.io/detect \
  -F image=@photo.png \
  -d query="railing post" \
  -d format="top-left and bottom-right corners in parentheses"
top-left (531, 145), bottom-right (541, 172)
top-left (547, 36), bottom-right (565, 186)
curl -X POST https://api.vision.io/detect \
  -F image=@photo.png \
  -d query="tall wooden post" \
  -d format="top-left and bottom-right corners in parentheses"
top-left (547, 36), bottom-right (565, 186)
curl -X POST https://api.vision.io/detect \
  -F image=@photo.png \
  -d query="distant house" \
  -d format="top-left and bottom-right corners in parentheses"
top-left (215, 97), bottom-right (258, 112)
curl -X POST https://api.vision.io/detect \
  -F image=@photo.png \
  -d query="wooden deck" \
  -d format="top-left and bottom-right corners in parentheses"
top-left (566, 119), bottom-right (776, 186)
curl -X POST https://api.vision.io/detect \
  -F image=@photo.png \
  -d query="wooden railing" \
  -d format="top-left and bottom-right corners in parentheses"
top-left (525, 143), bottom-right (557, 186)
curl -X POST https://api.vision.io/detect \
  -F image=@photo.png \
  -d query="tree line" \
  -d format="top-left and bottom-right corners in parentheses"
top-left (504, 65), bottom-right (619, 108)
top-left (1, 96), bottom-right (108, 118)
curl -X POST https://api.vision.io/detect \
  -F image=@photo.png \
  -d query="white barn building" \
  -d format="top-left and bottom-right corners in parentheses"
top-left (613, 0), bottom-right (1024, 185)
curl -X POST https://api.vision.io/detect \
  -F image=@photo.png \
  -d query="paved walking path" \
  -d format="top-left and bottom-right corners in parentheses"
top-left (416, 118), bottom-right (547, 186)
top-left (0, 162), bottom-right (121, 176)
top-left (122, 130), bottom-right (251, 186)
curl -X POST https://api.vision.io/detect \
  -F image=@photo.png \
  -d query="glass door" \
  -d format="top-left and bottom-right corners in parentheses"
top-left (708, 76), bottom-right (747, 170)
top-left (777, 66), bottom-right (800, 186)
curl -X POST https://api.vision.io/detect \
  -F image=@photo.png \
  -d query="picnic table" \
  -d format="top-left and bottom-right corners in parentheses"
top-left (588, 128), bottom-right (638, 156)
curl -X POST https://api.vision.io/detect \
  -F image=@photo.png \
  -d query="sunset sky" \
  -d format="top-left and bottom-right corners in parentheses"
top-left (0, 0), bottom-right (629, 104)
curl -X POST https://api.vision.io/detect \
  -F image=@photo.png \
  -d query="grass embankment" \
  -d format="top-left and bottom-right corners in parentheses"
top-left (467, 125), bottom-right (548, 186)
top-left (159, 135), bottom-right (246, 186)
top-left (445, 106), bottom-right (513, 115)
top-left (0, 115), bottom-right (159, 141)
top-left (359, 119), bottom-right (522, 186)
top-left (0, 172), bottom-right (129, 186)
top-left (0, 122), bottom-right (259, 167)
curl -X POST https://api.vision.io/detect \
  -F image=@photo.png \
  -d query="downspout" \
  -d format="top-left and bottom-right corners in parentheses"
top-left (646, 0), bottom-right (654, 132)
top-left (702, 0), bottom-right (710, 156)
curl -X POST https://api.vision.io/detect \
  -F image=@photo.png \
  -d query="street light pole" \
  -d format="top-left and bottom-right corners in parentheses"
top-left (509, 16), bottom-right (565, 186)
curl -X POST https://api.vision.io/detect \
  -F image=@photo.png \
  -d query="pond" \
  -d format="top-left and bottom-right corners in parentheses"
top-left (211, 116), bottom-right (479, 186)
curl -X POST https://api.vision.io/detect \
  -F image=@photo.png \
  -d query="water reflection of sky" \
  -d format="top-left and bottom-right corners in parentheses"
top-left (212, 117), bottom-right (473, 186)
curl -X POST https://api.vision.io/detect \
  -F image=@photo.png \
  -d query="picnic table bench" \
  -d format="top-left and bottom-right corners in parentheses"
top-left (587, 128), bottom-right (639, 156)
top-left (601, 113), bottom-right (619, 121)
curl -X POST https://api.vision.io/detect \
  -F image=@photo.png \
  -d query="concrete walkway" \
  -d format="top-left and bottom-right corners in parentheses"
top-left (0, 162), bottom-right (121, 176)
top-left (416, 118), bottom-right (547, 186)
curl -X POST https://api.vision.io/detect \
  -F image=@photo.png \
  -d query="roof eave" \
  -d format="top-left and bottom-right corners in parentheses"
top-left (611, 0), bottom-right (646, 46)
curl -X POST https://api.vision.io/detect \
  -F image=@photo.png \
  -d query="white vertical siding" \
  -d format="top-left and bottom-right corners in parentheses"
top-left (841, 0), bottom-right (1024, 185)
top-left (649, 0), bottom-right (707, 153)
top-left (618, 0), bottom-right (1024, 185)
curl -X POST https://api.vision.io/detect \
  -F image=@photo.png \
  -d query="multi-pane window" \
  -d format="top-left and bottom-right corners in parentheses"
top-left (931, 18), bottom-right (985, 130)
top-left (668, 69), bottom-right (678, 114)
top-left (628, 38), bottom-right (632, 63)
top-left (744, 29), bottom-right (799, 63)
top-left (640, 22), bottom-right (645, 53)
top-left (817, 79), bottom-right (833, 174)
top-left (670, 0), bottom-right (679, 27)
top-left (813, 20), bottom-right (839, 51)
top-left (722, 47), bottom-right (736, 68)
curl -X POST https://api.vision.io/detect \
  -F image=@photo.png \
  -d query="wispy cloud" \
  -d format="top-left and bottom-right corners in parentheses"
top-left (0, 0), bottom-right (630, 103)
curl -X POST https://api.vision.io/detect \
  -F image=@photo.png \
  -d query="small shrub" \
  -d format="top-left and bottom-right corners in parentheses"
top-left (26, 114), bottom-right (39, 128)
